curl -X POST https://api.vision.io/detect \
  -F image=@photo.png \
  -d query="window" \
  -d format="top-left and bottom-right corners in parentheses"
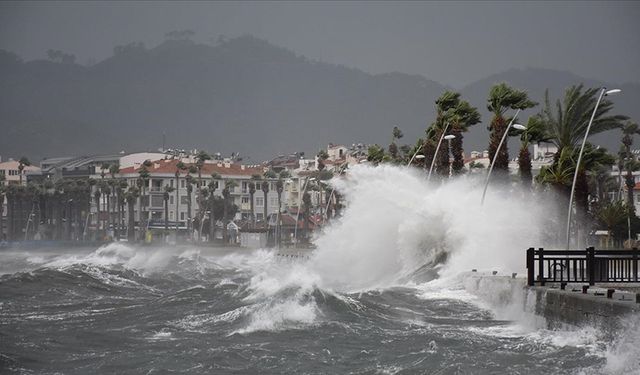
top-left (170, 211), bottom-right (174, 220)
top-left (180, 212), bottom-right (185, 220)
top-left (242, 181), bottom-right (248, 193)
top-left (170, 179), bottom-right (174, 188)
top-left (180, 196), bottom-right (189, 205)
top-left (181, 180), bottom-right (185, 188)
top-left (151, 195), bottom-right (164, 208)
top-left (170, 196), bottom-right (174, 204)
top-left (241, 196), bottom-right (249, 204)
top-left (270, 197), bottom-right (278, 207)
top-left (256, 213), bottom-right (263, 221)
top-left (271, 182), bottom-right (277, 191)
top-left (256, 197), bottom-right (264, 207)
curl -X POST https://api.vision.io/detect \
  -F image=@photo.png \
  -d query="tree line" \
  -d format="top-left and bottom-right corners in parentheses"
top-left (367, 82), bottom-right (635, 248)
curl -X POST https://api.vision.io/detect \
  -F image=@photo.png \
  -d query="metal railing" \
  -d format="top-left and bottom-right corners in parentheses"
top-left (527, 247), bottom-right (640, 286)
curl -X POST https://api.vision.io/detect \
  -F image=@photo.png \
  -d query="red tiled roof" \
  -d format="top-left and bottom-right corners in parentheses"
top-left (119, 159), bottom-right (264, 176)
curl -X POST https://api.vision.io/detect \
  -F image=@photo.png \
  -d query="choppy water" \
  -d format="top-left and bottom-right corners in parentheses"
top-left (1, 165), bottom-right (639, 374)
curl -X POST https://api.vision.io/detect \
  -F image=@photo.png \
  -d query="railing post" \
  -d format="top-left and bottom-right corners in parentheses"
top-left (538, 247), bottom-right (545, 286)
top-left (587, 246), bottom-right (595, 286)
top-left (527, 247), bottom-right (534, 286)
top-left (633, 247), bottom-right (638, 282)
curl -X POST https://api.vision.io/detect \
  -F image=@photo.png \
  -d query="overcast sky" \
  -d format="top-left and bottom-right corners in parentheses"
top-left (1, 1), bottom-right (638, 88)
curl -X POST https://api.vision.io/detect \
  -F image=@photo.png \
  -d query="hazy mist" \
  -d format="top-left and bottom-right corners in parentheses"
top-left (1, 1), bottom-right (639, 88)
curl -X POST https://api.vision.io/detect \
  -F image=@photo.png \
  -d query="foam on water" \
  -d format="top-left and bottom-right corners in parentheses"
top-left (230, 164), bottom-right (637, 372)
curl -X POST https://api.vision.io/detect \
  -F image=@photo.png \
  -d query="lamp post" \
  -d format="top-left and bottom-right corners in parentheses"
top-left (427, 122), bottom-right (454, 181)
top-left (407, 140), bottom-right (426, 167)
top-left (566, 88), bottom-right (621, 249)
top-left (480, 109), bottom-right (525, 205)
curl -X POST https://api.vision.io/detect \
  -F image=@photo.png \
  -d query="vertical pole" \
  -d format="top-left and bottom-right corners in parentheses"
top-left (527, 247), bottom-right (534, 286)
top-left (538, 247), bottom-right (545, 286)
top-left (427, 122), bottom-right (451, 181)
top-left (566, 88), bottom-right (607, 249)
top-left (480, 109), bottom-right (521, 206)
top-left (587, 246), bottom-right (595, 286)
top-left (633, 247), bottom-right (638, 282)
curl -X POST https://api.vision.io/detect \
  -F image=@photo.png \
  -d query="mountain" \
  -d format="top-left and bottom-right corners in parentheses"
top-left (0, 36), bottom-right (448, 162)
top-left (0, 37), bottom-right (637, 163)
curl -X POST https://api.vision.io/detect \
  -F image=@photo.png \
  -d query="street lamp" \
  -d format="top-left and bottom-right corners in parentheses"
top-left (566, 87), bottom-right (621, 249)
top-left (480, 108), bottom-right (524, 206)
top-left (407, 140), bottom-right (426, 167)
top-left (427, 122), bottom-right (454, 181)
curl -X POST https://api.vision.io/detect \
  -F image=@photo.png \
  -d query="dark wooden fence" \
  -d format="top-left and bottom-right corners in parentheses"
top-left (527, 247), bottom-right (640, 286)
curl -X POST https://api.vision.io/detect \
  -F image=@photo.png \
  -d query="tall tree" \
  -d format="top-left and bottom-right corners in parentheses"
top-left (620, 122), bottom-right (640, 212)
top-left (222, 180), bottom-right (237, 243)
top-left (163, 185), bottom-right (175, 235)
top-left (487, 83), bottom-right (537, 175)
top-left (276, 178), bottom-right (284, 246)
top-left (250, 174), bottom-right (261, 229)
top-left (137, 161), bottom-right (151, 240)
top-left (542, 85), bottom-right (627, 160)
top-left (17, 157), bottom-right (31, 185)
top-left (125, 187), bottom-right (139, 242)
top-left (261, 179), bottom-right (269, 226)
top-left (175, 161), bottom-right (186, 235)
top-left (448, 100), bottom-right (481, 174)
top-left (517, 114), bottom-right (550, 188)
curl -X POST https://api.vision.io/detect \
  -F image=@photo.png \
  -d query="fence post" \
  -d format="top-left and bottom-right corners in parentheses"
top-left (587, 246), bottom-right (595, 286)
top-left (527, 247), bottom-right (534, 286)
top-left (538, 247), bottom-right (545, 286)
top-left (633, 247), bottom-right (638, 282)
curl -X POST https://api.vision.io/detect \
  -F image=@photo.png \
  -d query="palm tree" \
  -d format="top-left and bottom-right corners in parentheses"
top-left (163, 185), bottom-right (175, 235)
top-left (595, 200), bottom-right (628, 248)
top-left (261, 179), bottom-right (269, 226)
top-left (195, 151), bottom-right (211, 228)
top-left (17, 157), bottom-right (31, 185)
top-left (0, 174), bottom-right (6, 239)
top-left (222, 180), bottom-right (237, 243)
top-left (175, 161), bottom-right (186, 235)
top-left (425, 91), bottom-right (458, 176)
top-left (249, 174), bottom-right (261, 228)
top-left (207, 180), bottom-right (217, 242)
top-left (125, 186), bottom-right (139, 242)
top-left (137, 165), bottom-right (150, 241)
top-left (448, 100), bottom-right (481, 174)
top-left (541, 85), bottom-right (627, 160)
top-left (276, 178), bottom-right (284, 246)
top-left (388, 126), bottom-right (404, 162)
top-left (620, 122), bottom-right (640, 211)
top-left (108, 164), bottom-right (120, 238)
top-left (185, 165), bottom-right (197, 237)
top-left (487, 83), bottom-right (537, 174)
top-left (423, 91), bottom-right (480, 176)
top-left (302, 191), bottom-right (312, 243)
top-left (517, 114), bottom-right (550, 188)
top-left (537, 148), bottom-right (574, 198)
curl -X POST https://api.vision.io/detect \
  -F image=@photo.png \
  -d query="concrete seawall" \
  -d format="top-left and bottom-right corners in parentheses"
top-left (463, 273), bottom-right (640, 333)
top-left (532, 286), bottom-right (639, 333)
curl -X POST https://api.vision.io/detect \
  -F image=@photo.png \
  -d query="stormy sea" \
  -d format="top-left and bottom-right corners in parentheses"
top-left (1, 166), bottom-right (638, 374)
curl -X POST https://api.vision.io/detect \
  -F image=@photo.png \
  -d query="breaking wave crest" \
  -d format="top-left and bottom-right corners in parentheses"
top-left (1, 164), bottom-right (637, 373)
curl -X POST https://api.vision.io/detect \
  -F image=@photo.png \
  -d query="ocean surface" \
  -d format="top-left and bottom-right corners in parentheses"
top-left (0, 244), bottom-right (637, 374)
top-left (1, 166), bottom-right (638, 374)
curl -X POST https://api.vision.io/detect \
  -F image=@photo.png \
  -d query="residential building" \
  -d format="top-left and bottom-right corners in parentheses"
top-left (0, 159), bottom-right (41, 185)
top-left (117, 159), bottom-right (283, 230)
